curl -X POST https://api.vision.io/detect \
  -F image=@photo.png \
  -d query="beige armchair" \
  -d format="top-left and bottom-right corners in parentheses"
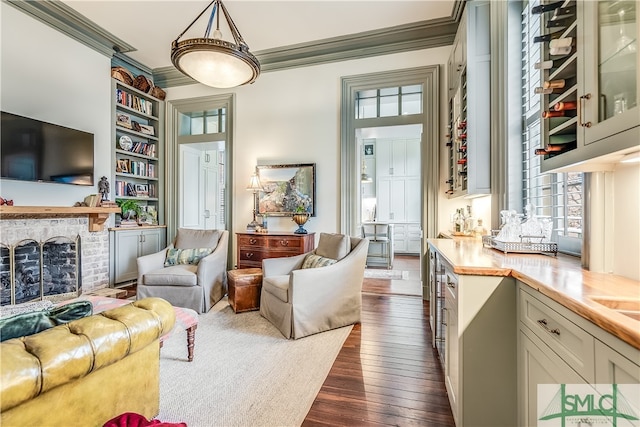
top-left (260, 233), bottom-right (369, 339)
top-left (137, 228), bottom-right (228, 314)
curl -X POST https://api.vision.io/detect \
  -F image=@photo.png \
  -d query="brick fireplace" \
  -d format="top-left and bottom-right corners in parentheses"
top-left (0, 216), bottom-right (111, 305)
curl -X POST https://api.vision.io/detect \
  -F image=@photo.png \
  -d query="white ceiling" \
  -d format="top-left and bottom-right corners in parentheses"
top-left (62, 0), bottom-right (456, 70)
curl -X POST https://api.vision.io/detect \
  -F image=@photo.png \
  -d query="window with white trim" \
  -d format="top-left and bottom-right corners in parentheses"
top-left (521, 0), bottom-right (583, 255)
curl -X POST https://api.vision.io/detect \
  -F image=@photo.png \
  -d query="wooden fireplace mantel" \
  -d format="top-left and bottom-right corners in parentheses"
top-left (0, 206), bottom-right (120, 232)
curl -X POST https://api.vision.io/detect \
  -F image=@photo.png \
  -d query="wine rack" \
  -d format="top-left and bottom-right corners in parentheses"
top-left (444, 1), bottom-right (490, 198)
top-left (537, 0), bottom-right (578, 159)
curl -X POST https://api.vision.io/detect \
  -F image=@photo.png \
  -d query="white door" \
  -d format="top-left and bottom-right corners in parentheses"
top-left (203, 150), bottom-right (219, 229)
top-left (179, 145), bottom-right (202, 228)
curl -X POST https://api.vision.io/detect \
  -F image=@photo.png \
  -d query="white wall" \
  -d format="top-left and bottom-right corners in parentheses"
top-left (612, 163), bottom-right (640, 280)
top-left (166, 46), bottom-right (452, 243)
top-left (0, 2), bottom-right (112, 206)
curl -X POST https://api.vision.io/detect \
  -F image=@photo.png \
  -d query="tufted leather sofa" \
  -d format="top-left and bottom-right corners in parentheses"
top-left (0, 297), bottom-right (176, 427)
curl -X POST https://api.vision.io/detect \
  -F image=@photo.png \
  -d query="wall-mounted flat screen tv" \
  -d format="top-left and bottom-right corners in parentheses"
top-left (1, 111), bottom-right (94, 186)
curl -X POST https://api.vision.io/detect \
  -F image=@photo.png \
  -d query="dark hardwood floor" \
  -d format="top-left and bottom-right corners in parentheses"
top-left (303, 256), bottom-right (455, 427)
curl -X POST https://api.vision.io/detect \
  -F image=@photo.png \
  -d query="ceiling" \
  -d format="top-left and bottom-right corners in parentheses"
top-left (61, 0), bottom-right (457, 71)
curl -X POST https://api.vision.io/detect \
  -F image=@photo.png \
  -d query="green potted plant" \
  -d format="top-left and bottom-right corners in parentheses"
top-left (117, 199), bottom-right (142, 221)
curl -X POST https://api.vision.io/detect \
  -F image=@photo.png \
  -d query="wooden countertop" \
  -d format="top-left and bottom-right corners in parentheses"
top-left (428, 238), bottom-right (640, 350)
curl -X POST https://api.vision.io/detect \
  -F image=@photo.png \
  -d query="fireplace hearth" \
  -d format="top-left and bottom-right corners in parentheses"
top-left (0, 236), bottom-right (80, 305)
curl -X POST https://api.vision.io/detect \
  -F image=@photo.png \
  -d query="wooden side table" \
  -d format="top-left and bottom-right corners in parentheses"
top-left (227, 268), bottom-right (263, 313)
top-left (236, 231), bottom-right (315, 269)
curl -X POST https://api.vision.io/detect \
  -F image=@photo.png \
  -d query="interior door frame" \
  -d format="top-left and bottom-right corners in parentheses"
top-left (165, 94), bottom-right (235, 269)
top-left (340, 66), bottom-right (440, 299)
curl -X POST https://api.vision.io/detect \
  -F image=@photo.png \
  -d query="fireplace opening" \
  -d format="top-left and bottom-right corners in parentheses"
top-left (0, 236), bottom-right (81, 306)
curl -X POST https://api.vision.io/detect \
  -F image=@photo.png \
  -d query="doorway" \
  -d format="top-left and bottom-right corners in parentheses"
top-left (166, 94), bottom-right (235, 269)
top-left (340, 66), bottom-right (440, 299)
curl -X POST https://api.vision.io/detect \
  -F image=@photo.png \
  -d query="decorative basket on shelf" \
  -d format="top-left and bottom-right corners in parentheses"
top-left (111, 66), bottom-right (134, 86)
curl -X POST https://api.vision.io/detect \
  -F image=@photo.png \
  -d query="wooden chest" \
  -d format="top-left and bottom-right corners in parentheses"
top-left (236, 232), bottom-right (315, 269)
top-left (227, 268), bottom-right (263, 313)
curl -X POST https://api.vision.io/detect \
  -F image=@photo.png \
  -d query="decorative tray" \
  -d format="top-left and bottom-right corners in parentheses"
top-left (482, 235), bottom-right (558, 256)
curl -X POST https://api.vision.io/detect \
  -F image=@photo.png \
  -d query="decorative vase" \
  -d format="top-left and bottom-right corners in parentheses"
top-left (292, 212), bottom-right (311, 234)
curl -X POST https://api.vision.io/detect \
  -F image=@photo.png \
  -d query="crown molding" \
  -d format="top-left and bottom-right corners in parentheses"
top-left (5, 0), bottom-right (135, 58)
top-left (154, 17), bottom-right (458, 88)
top-left (6, 0), bottom-right (459, 89)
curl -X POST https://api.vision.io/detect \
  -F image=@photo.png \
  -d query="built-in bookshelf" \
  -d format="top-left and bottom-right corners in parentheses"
top-left (111, 78), bottom-right (164, 226)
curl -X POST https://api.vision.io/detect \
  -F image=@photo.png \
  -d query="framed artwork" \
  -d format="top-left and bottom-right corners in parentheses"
top-left (364, 142), bottom-right (375, 157)
top-left (256, 163), bottom-right (316, 216)
top-left (134, 183), bottom-right (149, 197)
top-left (116, 113), bottom-right (132, 129)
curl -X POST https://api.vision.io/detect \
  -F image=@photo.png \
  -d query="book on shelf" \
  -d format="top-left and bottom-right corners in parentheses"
top-left (118, 220), bottom-right (140, 228)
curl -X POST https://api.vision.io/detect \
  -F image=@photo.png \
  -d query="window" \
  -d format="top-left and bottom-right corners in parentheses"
top-left (355, 85), bottom-right (423, 119)
top-left (178, 108), bottom-right (226, 136)
top-left (521, 0), bottom-right (583, 255)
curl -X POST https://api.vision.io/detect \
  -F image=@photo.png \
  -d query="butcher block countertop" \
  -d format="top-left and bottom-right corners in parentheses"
top-left (428, 238), bottom-right (640, 350)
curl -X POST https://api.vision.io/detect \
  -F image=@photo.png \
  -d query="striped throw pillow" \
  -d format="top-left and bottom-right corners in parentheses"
top-left (301, 253), bottom-right (337, 269)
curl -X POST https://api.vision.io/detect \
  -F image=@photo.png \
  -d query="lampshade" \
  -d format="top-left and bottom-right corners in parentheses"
top-left (246, 173), bottom-right (263, 192)
top-left (171, 0), bottom-right (260, 89)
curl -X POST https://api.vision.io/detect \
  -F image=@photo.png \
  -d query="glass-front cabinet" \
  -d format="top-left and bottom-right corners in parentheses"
top-left (583, 0), bottom-right (638, 145)
top-left (541, 0), bottom-right (639, 172)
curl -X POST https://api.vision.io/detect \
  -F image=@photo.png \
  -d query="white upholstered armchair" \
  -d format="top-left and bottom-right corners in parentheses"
top-left (260, 233), bottom-right (369, 339)
top-left (136, 228), bottom-right (228, 314)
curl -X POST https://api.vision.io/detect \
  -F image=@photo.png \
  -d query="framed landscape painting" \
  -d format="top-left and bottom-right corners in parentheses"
top-left (256, 163), bottom-right (315, 216)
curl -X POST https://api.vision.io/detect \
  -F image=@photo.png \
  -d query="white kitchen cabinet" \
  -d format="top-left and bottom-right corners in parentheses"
top-left (595, 340), bottom-right (640, 384)
top-left (375, 138), bottom-right (420, 178)
top-left (392, 222), bottom-right (421, 254)
top-left (518, 327), bottom-right (587, 427)
top-left (436, 257), bottom-right (517, 427)
top-left (517, 282), bottom-right (640, 426)
top-left (110, 226), bottom-right (166, 285)
top-left (445, 0), bottom-right (491, 197)
top-left (541, 0), bottom-right (639, 173)
top-left (443, 270), bottom-right (460, 424)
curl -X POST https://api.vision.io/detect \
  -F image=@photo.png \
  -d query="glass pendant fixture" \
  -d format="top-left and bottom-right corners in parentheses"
top-left (171, 0), bottom-right (260, 89)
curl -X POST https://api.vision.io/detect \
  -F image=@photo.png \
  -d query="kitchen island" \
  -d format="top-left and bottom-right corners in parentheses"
top-left (427, 237), bottom-right (640, 427)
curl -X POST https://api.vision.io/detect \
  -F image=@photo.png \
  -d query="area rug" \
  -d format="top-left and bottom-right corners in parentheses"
top-left (156, 298), bottom-right (352, 427)
top-left (363, 268), bottom-right (409, 280)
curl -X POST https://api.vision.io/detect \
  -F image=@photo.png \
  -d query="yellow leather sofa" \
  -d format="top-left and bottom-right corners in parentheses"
top-left (0, 297), bottom-right (176, 427)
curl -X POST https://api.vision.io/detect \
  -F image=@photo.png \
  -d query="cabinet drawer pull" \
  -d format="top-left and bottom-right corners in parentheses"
top-left (579, 93), bottom-right (592, 128)
top-left (280, 240), bottom-right (289, 247)
top-left (447, 278), bottom-right (456, 289)
top-left (442, 307), bottom-right (447, 326)
top-left (245, 252), bottom-right (254, 259)
top-left (249, 238), bottom-right (257, 245)
top-left (537, 318), bottom-right (560, 336)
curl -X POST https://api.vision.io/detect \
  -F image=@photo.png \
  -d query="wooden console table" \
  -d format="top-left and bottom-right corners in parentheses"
top-left (236, 231), bottom-right (315, 269)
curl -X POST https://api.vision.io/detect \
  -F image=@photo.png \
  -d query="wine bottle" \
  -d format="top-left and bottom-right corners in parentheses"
top-left (458, 145), bottom-right (467, 152)
top-left (458, 133), bottom-right (467, 140)
top-left (543, 79), bottom-right (566, 89)
top-left (446, 141), bottom-right (453, 147)
top-left (542, 109), bottom-right (577, 118)
top-left (458, 171), bottom-right (468, 176)
top-left (551, 6), bottom-right (576, 20)
top-left (457, 158), bottom-right (467, 165)
top-left (549, 37), bottom-right (573, 49)
top-left (548, 134), bottom-right (577, 145)
top-left (534, 60), bottom-right (555, 70)
top-left (534, 86), bottom-right (564, 95)
top-left (531, 1), bottom-right (564, 14)
top-left (533, 30), bottom-right (564, 43)
top-left (553, 101), bottom-right (577, 111)
top-left (549, 45), bottom-right (573, 56)
top-left (457, 120), bottom-right (467, 129)
top-left (546, 17), bottom-right (573, 28)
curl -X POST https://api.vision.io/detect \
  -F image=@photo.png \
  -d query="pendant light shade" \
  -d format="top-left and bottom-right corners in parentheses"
top-left (171, 0), bottom-right (260, 89)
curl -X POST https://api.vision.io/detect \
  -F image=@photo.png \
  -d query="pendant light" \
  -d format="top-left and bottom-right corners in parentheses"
top-left (171, 0), bottom-right (260, 89)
